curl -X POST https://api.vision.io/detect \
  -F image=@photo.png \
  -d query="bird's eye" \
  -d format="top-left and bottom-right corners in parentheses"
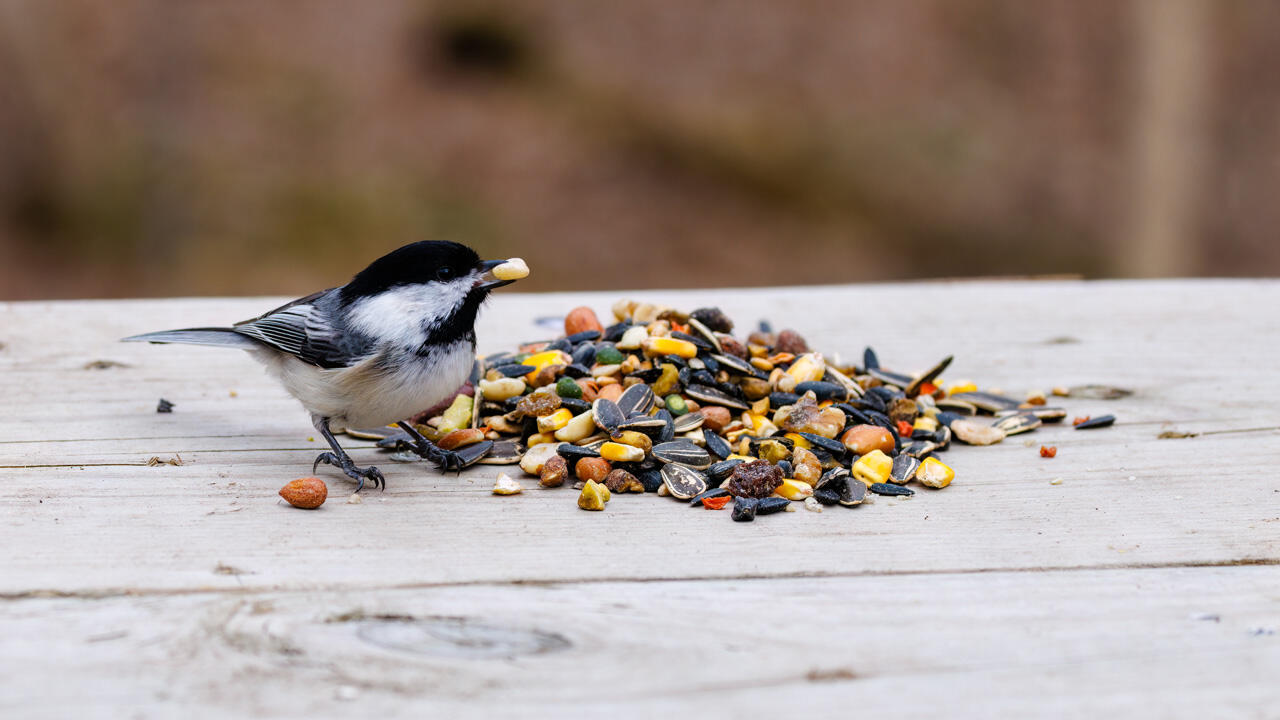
top-left (436, 267), bottom-right (456, 281)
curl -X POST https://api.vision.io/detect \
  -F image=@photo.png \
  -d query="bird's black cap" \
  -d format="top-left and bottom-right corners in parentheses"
top-left (340, 240), bottom-right (482, 303)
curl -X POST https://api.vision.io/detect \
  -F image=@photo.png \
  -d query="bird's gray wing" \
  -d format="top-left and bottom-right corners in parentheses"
top-left (232, 290), bottom-right (360, 369)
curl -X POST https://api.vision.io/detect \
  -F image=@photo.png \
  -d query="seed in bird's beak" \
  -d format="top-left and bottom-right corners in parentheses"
top-left (491, 258), bottom-right (529, 281)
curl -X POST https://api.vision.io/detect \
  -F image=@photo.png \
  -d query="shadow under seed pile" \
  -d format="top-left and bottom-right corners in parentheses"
top-left (357, 300), bottom-right (1118, 521)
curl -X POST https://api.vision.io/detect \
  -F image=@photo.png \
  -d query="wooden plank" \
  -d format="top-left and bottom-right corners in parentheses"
top-left (2, 280), bottom-right (1278, 717)
top-left (0, 281), bottom-right (1277, 593)
top-left (1, 565), bottom-right (1277, 718)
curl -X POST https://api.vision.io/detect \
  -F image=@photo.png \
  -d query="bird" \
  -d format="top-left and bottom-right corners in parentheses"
top-left (123, 241), bottom-right (529, 491)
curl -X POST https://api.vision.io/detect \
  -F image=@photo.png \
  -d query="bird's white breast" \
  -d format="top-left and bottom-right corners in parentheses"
top-left (255, 340), bottom-right (474, 430)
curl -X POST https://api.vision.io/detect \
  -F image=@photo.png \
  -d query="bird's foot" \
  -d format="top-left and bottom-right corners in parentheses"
top-left (409, 440), bottom-right (465, 474)
top-left (313, 452), bottom-right (386, 492)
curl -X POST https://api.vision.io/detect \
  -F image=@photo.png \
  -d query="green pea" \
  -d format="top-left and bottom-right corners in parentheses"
top-left (595, 345), bottom-right (625, 365)
top-left (555, 376), bottom-right (583, 399)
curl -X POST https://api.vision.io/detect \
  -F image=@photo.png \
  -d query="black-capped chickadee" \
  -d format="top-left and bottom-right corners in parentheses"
top-left (123, 241), bottom-right (529, 491)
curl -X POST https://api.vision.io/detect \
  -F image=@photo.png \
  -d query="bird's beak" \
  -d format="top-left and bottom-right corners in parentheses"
top-left (475, 258), bottom-right (529, 290)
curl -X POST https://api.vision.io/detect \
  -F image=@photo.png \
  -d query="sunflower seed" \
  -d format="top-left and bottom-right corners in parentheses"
top-left (869, 482), bottom-right (913, 497)
top-left (660, 464), bottom-right (707, 500)
top-left (704, 431), bottom-right (732, 460)
top-left (672, 412), bottom-right (705, 433)
top-left (592, 398), bottom-right (625, 435)
top-left (889, 454), bottom-right (921, 484)
top-left (905, 355), bottom-right (953, 397)
top-left (1074, 414), bottom-right (1117, 430)
top-left (616, 383), bottom-right (656, 416)
top-left (839, 478), bottom-right (868, 506)
top-left (652, 440), bottom-right (712, 469)
top-left (993, 412), bottom-right (1042, 435)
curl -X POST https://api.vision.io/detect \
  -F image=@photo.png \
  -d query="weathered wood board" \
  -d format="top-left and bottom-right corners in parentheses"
top-left (1, 280), bottom-right (1277, 718)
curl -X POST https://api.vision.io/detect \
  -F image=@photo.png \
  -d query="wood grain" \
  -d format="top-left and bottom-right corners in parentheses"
top-left (1, 279), bottom-right (1277, 717)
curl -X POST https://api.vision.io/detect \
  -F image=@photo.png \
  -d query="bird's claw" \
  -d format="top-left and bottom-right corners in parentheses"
top-left (411, 441), bottom-right (465, 474)
top-left (313, 452), bottom-right (386, 492)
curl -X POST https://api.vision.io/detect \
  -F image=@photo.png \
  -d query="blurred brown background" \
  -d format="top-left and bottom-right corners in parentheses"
top-left (0, 0), bottom-right (1276, 300)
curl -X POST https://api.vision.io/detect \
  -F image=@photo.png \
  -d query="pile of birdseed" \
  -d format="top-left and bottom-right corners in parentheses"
top-left (361, 299), bottom-right (1118, 521)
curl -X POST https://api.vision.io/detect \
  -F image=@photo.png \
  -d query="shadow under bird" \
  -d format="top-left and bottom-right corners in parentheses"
top-left (123, 241), bottom-right (529, 491)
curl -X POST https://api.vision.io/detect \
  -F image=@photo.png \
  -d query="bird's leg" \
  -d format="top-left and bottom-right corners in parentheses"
top-left (311, 415), bottom-right (386, 492)
top-left (397, 421), bottom-right (465, 473)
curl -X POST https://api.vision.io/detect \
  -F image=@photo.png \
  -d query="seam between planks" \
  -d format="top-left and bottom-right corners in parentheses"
top-left (3, 556), bottom-right (1276, 603)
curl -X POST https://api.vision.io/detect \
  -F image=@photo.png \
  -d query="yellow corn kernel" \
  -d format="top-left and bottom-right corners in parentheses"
top-left (946, 380), bottom-right (977, 396)
top-left (784, 432), bottom-right (812, 449)
top-left (523, 350), bottom-right (572, 382)
top-left (750, 357), bottom-right (774, 372)
top-left (750, 397), bottom-right (770, 416)
top-left (916, 457), bottom-right (955, 488)
top-left (536, 408), bottom-right (573, 434)
top-left (913, 416), bottom-right (939, 433)
top-left (777, 352), bottom-right (825, 392)
top-left (786, 353), bottom-right (826, 382)
top-left (642, 336), bottom-right (698, 359)
top-left (599, 441), bottom-right (645, 463)
top-left (852, 449), bottom-right (893, 486)
top-left (743, 411), bottom-right (778, 437)
top-left (554, 410), bottom-right (597, 442)
top-left (612, 430), bottom-right (653, 454)
top-left (526, 432), bottom-right (556, 447)
top-left (774, 477), bottom-right (814, 501)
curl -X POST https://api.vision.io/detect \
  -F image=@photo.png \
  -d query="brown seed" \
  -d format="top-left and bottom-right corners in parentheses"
top-left (603, 468), bottom-right (644, 493)
top-left (565, 306), bottom-right (604, 336)
top-left (775, 329), bottom-right (809, 355)
top-left (887, 397), bottom-right (919, 425)
top-left (575, 457), bottom-right (612, 483)
top-left (841, 424), bottom-right (895, 455)
top-left (717, 335), bottom-right (748, 359)
top-left (279, 477), bottom-right (327, 509)
top-left (740, 377), bottom-right (773, 400)
top-left (437, 428), bottom-right (486, 450)
top-left (531, 364), bottom-right (564, 388)
top-left (699, 406), bottom-right (731, 433)
top-left (540, 455), bottom-right (569, 487)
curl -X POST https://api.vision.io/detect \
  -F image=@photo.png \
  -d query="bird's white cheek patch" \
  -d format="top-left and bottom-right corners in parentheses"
top-left (345, 281), bottom-right (472, 343)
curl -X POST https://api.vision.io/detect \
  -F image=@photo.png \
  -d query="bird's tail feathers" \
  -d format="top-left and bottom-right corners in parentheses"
top-left (121, 328), bottom-right (261, 350)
